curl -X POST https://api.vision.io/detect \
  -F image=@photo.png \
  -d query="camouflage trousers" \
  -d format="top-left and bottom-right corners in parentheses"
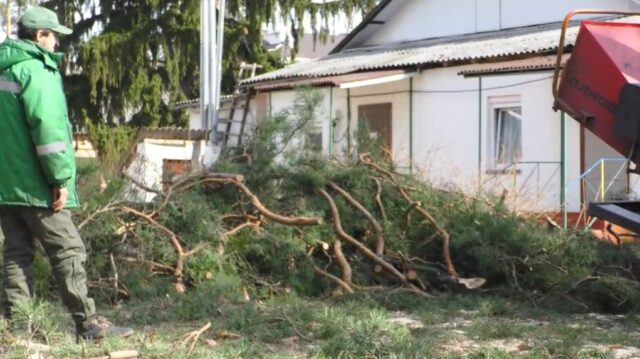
top-left (0, 206), bottom-right (95, 325)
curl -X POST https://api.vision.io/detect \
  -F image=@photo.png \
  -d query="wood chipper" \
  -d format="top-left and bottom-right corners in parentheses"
top-left (553, 10), bottom-right (640, 234)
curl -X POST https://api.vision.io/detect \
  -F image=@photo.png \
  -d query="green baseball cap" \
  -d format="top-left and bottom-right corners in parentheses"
top-left (18, 6), bottom-right (72, 35)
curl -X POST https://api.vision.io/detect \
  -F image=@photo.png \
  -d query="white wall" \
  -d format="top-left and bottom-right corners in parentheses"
top-left (268, 88), bottom-right (335, 153)
top-left (348, 79), bottom-right (412, 170)
top-left (364, 0), bottom-right (631, 46)
top-left (265, 68), bottom-right (586, 212)
top-left (123, 140), bottom-right (197, 202)
top-left (410, 68), bottom-right (583, 211)
top-left (500, 0), bottom-right (631, 29)
top-left (188, 107), bottom-right (203, 130)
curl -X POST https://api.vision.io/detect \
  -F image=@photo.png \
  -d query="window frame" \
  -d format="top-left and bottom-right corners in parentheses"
top-left (487, 96), bottom-right (523, 173)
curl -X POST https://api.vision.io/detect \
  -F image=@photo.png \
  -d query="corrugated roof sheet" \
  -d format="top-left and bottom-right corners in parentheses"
top-left (137, 127), bottom-right (209, 141)
top-left (174, 94), bottom-right (235, 110)
top-left (242, 21), bottom-right (579, 85)
top-left (247, 15), bottom-right (640, 86)
top-left (458, 54), bottom-right (571, 77)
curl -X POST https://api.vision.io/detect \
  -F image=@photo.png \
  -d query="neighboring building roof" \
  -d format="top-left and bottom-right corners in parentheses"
top-left (263, 31), bottom-right (286, 50)
top-left (135, 127), bottom-right (209, 141)
top-left (296, 33), bottom-right (348, 61)
top-left (174, 98), bottom-right (200, 110)
top-left (174, 95), bottom-right (235, 110)
top-left (241, 20), bottom-right (580, 86)
top-left (331, 0), bottom-right (400, 54)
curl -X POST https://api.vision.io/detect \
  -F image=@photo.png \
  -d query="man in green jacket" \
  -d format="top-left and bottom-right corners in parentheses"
top-left (0, 7), bottom-right (133, 340)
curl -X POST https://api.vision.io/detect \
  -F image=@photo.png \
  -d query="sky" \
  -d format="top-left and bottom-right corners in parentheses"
top-left (264, 8), bottom-right (363, 48)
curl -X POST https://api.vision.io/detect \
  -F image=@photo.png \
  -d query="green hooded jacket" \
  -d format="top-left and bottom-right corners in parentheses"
top-left (0, 39), bottom-right (78, 208)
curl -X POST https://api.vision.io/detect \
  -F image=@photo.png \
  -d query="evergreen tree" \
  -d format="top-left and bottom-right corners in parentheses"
top-left (33, 0), bottom-right (377, 128)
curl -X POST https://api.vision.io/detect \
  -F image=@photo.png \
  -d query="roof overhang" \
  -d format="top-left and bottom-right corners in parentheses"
top-left (458, 54), bottom-right (571, 77)
top-left (339, 71), bottom-right (416, 88)
top-left (250, 69), bottom-right (414, 91)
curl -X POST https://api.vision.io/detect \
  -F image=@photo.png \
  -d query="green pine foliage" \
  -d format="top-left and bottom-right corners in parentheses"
top-left (85, 121), bottom-right (136, 169)
top-left (57, 90), bottom-right (640, 316)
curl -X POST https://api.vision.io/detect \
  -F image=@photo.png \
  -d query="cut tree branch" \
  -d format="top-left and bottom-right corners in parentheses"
top-left (77, 200), bottom-right (122, 230)
top-left (333, 240), bottom-right (352, 284)
top-left (359, 153), bottom-right (395, 181)
top-left (360, 155), bottom-right (466, 282)
top-left (180, 322), bottom-right (212, 357)
top-left (122, 170), bottom-right (165, 197)
top-left (407, 204), bottom-right (458, 277)
top-left (313, 266), bottom-right (354, 294)
top-left (328, 181), bottom-right (385, 256)
top-left (119, 206), bottom-right (186, 281)
top-left (162, 175), bottom-right (322, 226)
top-left (120, 256), bottom-right (174, 273)
top-left (153, 172), bottom-right (245, 216)
top-left (373, 177), bottom-right (388, 223)
top-left (318, 188), bottom-right (432, 297)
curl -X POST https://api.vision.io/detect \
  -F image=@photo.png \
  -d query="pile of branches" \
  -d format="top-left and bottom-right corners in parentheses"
top-left (78, 153), bottom-right (483, 299)
top-left (74, 150), bottom-right (640, 313)
top-left (72, 91), bottom-right (640, 312)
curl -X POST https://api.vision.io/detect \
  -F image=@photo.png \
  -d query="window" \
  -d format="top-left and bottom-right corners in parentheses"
top-left (486, 95), bottom-right (523, 172)
top-left (493, 107), bottom-right (522, 165)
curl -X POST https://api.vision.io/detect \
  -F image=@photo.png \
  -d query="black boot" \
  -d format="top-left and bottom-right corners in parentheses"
top-left (76, 316), bottom-right (134, 341)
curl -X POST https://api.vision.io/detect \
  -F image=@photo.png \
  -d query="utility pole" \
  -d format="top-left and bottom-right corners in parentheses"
top-left (200, 0), bottom-right (226, 142)
top-left (200, 0), bottom-right (214, 133)
top-left (5, 0), bottom-right (10, 38)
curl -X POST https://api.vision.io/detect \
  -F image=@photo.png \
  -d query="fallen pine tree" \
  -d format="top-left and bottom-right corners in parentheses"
top-left (66, 90), bottom-right (640, 314)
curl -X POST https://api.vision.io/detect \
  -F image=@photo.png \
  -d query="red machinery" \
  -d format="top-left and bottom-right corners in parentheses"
top-left (553, 10), bottom-right (640, 232)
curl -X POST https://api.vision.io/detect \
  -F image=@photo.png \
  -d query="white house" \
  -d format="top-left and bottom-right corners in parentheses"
top-left (228, 0), bottom-right (640, 224)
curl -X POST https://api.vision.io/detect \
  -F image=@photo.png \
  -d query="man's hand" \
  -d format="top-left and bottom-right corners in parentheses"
top-left (52, 186), bottom-right (68, 212)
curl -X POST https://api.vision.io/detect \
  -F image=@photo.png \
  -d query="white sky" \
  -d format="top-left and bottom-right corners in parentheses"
top-left (267, 10), bottom-right (362, 39)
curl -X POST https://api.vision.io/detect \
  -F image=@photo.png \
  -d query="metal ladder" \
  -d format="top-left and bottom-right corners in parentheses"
top-left (214, 62), bottom-right (262, 149)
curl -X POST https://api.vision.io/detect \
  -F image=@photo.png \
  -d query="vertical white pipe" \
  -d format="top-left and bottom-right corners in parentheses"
top-left (215, 0), bottom-right (226, 115)
top-left (208, 0), bottom-right (217, 137)
top-left (200, 0), bottom-right (210, 131)
top-left (6, 0), bottom-right (10, 39)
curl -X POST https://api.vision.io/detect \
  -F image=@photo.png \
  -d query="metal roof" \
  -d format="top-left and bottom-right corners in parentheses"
top-left (242, 21), bottom-right (580, 86)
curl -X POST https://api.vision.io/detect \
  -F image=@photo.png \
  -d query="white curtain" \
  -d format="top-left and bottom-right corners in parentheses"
top-left (495, 108), bottom-right (522, 164)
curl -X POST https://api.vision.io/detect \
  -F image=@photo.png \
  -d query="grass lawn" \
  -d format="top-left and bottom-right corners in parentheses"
top-left (2, 290), bottom-right (638, 358)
